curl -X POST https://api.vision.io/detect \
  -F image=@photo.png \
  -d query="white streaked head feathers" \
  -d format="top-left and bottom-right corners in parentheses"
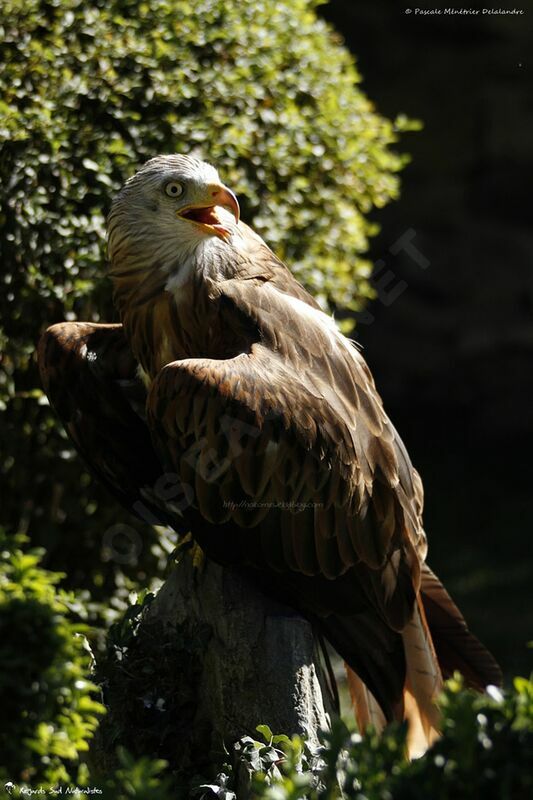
top-left (117, 154), bottom-right (220, 199)
top-left (107, 154), bottom-right (239, 288)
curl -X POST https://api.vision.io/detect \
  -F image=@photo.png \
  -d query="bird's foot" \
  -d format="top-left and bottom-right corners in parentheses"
top-left (173, 532), bottom-right (206, 575)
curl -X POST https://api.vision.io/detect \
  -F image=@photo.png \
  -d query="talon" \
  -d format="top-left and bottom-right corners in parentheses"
top-left (172, 531), bottom-right (194, 561)
top-left (173, 532), bottom-right (205, 573)
top-left (192, 541), bottom-right (206, 573)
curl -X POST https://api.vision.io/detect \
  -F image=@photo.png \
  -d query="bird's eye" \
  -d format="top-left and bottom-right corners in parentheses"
top-left (165, 181), bottom-right (184, 198)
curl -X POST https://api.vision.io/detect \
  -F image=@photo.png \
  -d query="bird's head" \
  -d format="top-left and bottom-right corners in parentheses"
top-left (107, 154), bottom-right (240, 276)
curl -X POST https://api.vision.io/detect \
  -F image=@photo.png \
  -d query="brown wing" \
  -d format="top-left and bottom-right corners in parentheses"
top-left (40, 266), bottom-right (499, 732)
top-left (38, 321), bottom-right (187, 531)
top-left (147, 276), bottom-right (425, 633)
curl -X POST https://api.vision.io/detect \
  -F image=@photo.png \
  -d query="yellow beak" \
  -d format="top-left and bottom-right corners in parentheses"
top-left (177, 183), bottom-right (240, 239)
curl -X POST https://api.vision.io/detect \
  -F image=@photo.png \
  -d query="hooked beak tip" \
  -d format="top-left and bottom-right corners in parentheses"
top-left (217, 185), bottom-right (240, 224)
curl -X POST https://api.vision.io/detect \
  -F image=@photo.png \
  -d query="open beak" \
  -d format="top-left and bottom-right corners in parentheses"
top-left (177, 184), bottom-right (240, 240)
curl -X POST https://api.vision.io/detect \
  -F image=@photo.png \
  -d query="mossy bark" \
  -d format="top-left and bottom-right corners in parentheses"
top-left (93, 556), bottom-right (335, 793)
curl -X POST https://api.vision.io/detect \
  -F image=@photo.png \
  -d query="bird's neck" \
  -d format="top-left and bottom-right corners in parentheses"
top-left (112, 269), bottom-right (243, 382)
top-left (110, 234), bottom-right (255, 380)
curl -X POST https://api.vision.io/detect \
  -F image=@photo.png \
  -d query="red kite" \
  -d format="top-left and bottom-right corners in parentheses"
top-left (39, 155), bottom-right (501, 756)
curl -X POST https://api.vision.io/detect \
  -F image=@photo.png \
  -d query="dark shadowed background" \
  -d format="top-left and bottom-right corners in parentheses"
top-left (323, 0), bottom-right (533, 676)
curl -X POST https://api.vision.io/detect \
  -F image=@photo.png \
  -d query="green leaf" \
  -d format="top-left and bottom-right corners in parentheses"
top-left (256, 724), bottom-right (274, 742)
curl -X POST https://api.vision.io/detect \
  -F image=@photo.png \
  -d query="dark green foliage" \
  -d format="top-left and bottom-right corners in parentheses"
top-left (201, 677), bottom-right (533, 799)
top-left (0, 0), bottom-right (416, 608)
top-left (0, 532), bottom-right (105, 786)
top-left (0, 537), bottom-right (186, 798)
top-left (397, 676), bottom-right (533, 800)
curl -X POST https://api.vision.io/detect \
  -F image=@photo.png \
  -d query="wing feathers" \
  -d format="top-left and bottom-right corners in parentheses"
top-left (38, 322), bottom-right (182, 531)
top-left (146, 278), bottom-right (426, 639)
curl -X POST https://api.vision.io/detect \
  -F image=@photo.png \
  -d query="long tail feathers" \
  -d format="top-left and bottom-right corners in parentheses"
top-left (346, 598), bottom-right (442, 759)
top-left (420, 565), bottom-right (502, 689)
top-left (401, 597), bottom-right (443, 757)
top-left (345, 566), bottom-right (501, 759)
top-left (345, 666), bottom-right (387, 735)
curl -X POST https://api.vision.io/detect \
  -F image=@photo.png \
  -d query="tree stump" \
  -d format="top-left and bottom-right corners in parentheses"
top-left (94, 555), bottom-right (335, 791)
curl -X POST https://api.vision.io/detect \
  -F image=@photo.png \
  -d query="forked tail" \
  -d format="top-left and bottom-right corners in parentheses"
top-left (343, 565), bottom-right (501, 758)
